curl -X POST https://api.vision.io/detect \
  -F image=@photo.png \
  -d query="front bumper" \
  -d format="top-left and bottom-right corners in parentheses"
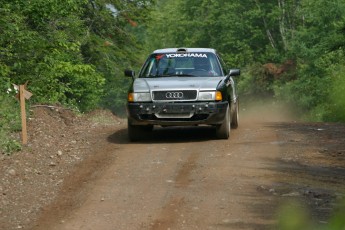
top-left (127, 101), bottom-right (228, 126)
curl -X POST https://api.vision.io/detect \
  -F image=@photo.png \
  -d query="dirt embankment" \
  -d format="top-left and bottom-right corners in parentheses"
top-left (0, 107), bottom-right (123, 230)
top-left (1, 104), bottom-right (345, 230)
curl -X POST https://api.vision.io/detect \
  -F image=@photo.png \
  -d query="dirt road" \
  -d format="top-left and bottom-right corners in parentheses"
top-left (28, 106), bottom-right (345, 230)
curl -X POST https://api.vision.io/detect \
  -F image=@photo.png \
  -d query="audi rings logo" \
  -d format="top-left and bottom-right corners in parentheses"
top-left (165, 92), bottom-right (184, 99)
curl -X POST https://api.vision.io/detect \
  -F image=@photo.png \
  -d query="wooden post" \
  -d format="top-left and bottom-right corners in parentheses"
top-left (13, 83), bottom-right (32, 145)
top-left (19, 85), bottom-right (28, 145)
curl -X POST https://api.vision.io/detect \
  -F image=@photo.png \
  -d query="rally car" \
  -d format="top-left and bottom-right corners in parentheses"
top-left (124, 48), bottom-right (240, 141)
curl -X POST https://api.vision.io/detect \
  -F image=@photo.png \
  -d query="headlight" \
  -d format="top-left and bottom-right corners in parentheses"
top-left (198, 91), bottom-right (222, 101)
top-left (128, 92), bottom-right (151, 102)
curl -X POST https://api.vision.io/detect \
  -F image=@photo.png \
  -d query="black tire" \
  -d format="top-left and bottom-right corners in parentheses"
top-left (127, 120), bottom-right (152, 142)
top-left (231, 101), bottom-right (239, 129)
top-left (216, 104), bottom-right (230, 139)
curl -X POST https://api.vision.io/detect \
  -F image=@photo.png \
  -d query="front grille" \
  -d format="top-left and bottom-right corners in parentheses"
top-left (152, 90), bottom-right (197, 101)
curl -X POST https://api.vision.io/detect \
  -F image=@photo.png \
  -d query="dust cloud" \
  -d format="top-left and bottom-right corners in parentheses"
top-left (239, 99), bottom-right (299, 124)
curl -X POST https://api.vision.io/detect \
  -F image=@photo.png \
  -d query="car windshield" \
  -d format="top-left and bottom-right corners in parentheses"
top-left (139, 52), bottom-right (223, 78)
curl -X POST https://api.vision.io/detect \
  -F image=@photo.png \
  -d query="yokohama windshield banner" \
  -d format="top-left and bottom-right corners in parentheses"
top-left (166, 53), bottom-right (208, 58)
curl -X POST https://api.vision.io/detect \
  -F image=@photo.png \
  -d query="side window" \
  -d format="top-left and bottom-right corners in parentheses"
top-left (217, 54), bottom-right (228, 76)
top-left (139, 58), bottom-right (154, 77)
top-left (139, 55), bottom-right (156, 77)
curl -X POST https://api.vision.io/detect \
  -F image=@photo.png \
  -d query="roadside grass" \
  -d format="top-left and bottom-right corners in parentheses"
top-left (0, 93), bottom-right (22, 155)
top-left (278, 199), bottom-right (345, 230)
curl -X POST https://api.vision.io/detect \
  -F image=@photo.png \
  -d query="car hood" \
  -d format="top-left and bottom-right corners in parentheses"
top-left (133, 77), bottom-right (224, 92)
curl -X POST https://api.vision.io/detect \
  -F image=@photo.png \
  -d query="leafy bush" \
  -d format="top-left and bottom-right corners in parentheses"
top-left (0, 92), bottom-right (22, 155)
top-left (237, 63), bottom-right (275, 100)
top-left (324, 65), bottom-right (345, 122)
top-left (273, 72), bottom-right (332, 121)
top-left (29, 60), bottom-right (105, 112)
top-left (1, 139), bottom-right (22, 155)
top-left (101, 76), bottom-right (132, 116)
top-left (277, 201), bottom-right (312, 230)
top-left (278, 199), bottom-right (345, 230)
top-left (273, 47), bottom-right (345, 121)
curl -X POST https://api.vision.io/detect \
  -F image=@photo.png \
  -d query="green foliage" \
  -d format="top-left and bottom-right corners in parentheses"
top-left (2, 139), bottom-right (22, 156)
top-left (274, 73), bottom-right (332, 118)
top-left (0, 1), bottom-right (102, 111)
top-left (0, 0), bottom-right (154, 114)
top-left (277, 201), bottom-right (313, 230)
top-left (327, 199), bottom-right (345, 230)
top-left (0, 92), bottom-right (22, 155)
top-left (1, 0), bottom-right (345, 124)
top-left (101, 76), bottom-right (131, 116)
top-left (238, 64), bottom-right (275, 99)
top-left (30, 59), bottom-right (105, 112)
top-left (79, 0), bottom-right (155, 114)
top-left (278, 199), bottom-right (345, 230)
top-left (146, 0), bottom-right (285, 67)
top-left (0, 0), bottom-right (156, 153)
top-left (324, 65), bottom-right (345, 122)
top-left (146, 0), bottom-right (345, 122)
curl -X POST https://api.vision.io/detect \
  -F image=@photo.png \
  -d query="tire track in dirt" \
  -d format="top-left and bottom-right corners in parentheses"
top-left (174, 151), bottom-right (199, 188)
top-left (150, 143), bottom-right (200, 229)
top-left (31, 126), bottom-right (120, 230)
top-left (30, 104), bottom-right (345, 230)
top-left (32, 122), bottom-right (282, 230)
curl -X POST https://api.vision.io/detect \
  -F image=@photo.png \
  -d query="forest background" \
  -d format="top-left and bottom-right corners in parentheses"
top-left (1, 0), bottom-right (345, 153)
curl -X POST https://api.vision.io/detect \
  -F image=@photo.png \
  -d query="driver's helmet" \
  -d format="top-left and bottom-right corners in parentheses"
top-left (193, 57), bottom-right (211, 71)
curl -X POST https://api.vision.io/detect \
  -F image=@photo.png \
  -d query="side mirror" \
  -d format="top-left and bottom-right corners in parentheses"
top-left (224, 68), bottom-right (240, 83)
top-left (124, 69), bottom-right (135, 79)
top-left (228, 69), bottom-right (240, 76)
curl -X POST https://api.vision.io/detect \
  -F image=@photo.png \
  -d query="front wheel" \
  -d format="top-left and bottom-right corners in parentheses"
top-left (231, 101), bottom-right (239, 129)
top-left (216, 104), bottom-right (230, 139)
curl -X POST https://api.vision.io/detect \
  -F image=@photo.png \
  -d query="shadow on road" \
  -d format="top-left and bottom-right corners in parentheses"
top-left (107, 125), bottom-right (223, 144)
top-left (257, 122), bottom-right (345, 226)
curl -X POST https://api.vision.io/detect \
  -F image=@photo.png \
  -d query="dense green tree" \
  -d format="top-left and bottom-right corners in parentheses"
top-left (278, 0), bottom-right (345, 120)
top-left (2, 0), bottom-right (345, 154)
top-left (79, 0), bottom-right (155, 113)
top-left (0, 0), bottom-right (155, 113)
top-left (0, 0), bottom-right (155, 153)
top-left (1, 0), bottom-right (345, 121)
top-left (146, 0), bottom-right (345, 121)
top-left (146, 0), bottom-right (294, 66)
top-left (0, 0), bottom-right (104, 111)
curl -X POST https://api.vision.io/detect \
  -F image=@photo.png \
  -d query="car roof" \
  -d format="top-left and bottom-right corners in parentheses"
top-left (153, 48), bottom-right (217, 54)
